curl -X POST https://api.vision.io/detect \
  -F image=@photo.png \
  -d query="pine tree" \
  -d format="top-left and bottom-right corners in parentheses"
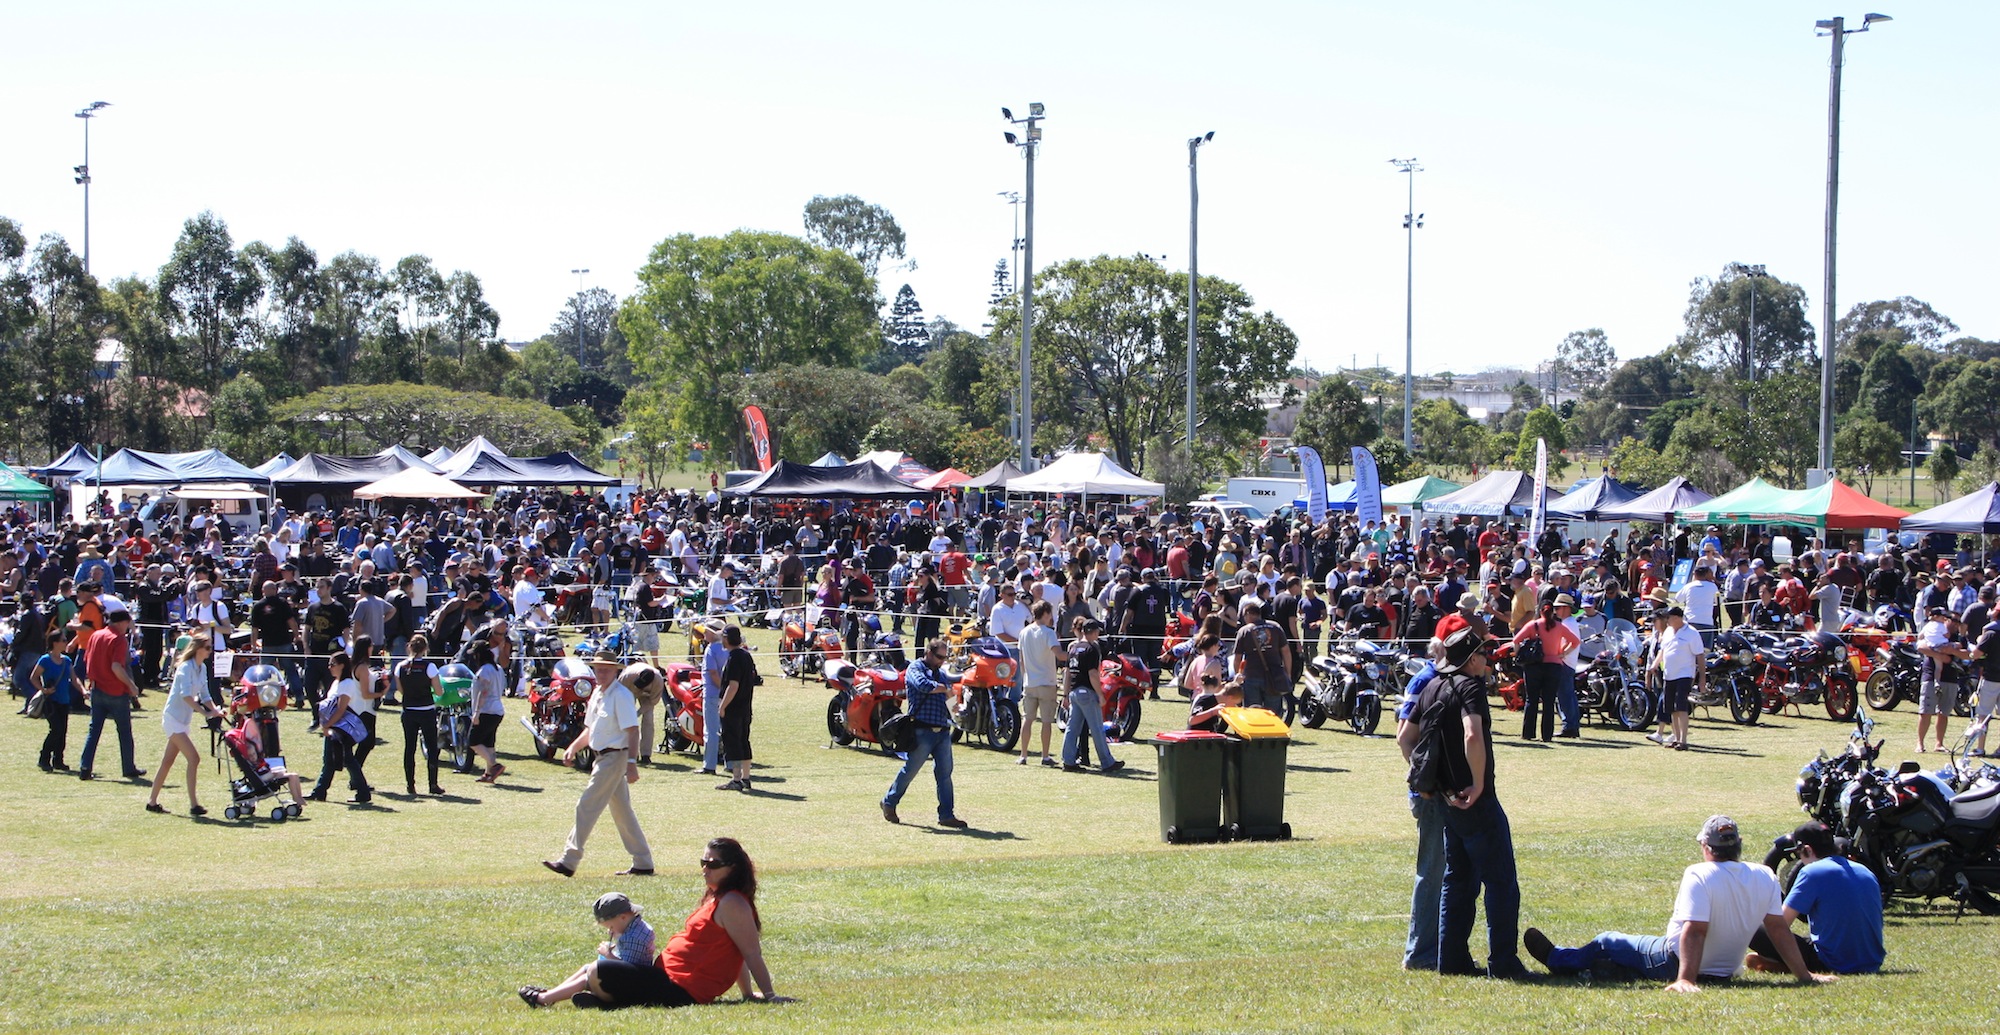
top-left (988, 260), bottom-right (1012, 307)
top-left (884, 284), bottom-right (929, 364)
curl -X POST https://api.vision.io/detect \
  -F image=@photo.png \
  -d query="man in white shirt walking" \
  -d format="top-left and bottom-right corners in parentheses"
top-left (1677, 566), bottom-right (1720, 648)
top-left (988, 583), bottom-right (1032, 704)
top-left (544, 653), bottom-right (654, 878)
top-left (1016, 601), bottom-right (1063, 766)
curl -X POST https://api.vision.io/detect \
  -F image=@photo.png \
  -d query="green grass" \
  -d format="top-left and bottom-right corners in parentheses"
top-left (3, 623), bottom-right (1994, 1033)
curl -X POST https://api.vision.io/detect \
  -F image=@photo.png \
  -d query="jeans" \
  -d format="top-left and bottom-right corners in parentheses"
top-left (79, 693), bottom-right (136, 775)
top-left (1438, 792), bottom-right (1523, 976)
top-left (41, 705), bottom-right (70, 767)
top-left (140, 625), bottom-right (166, 688)
top-left (1062, 687), bottom-right (1117, 768)
top-left (1405, 792), bottom-right (1448, 969)
top-left (11, 655), bottom-right (35, 698)
top-left (402, 707), bottom-right (439, 789)
top-left (1003, 644), bottom-right (1023, 703)
top-left (703, 688), bottom-right (724, 770)
top-left (1555, 664), bottom-right (1580, 733)
top-left (1522, 663), bottom-right (1561, 740)
top-left (265, 642), bottom-right (301, 702)
top-left (1238, 676), bottom-right (1272, 713)
top-left (313, 729), bottom-right (371, 799)
top-left (1545, 931), bottom-right (1679, 980)
top-left (882, 725), bottom-right (956, 820)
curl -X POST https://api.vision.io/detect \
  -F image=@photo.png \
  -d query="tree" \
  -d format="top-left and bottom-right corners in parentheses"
top-left (315, 250), bottom-right (388, 385)
top-left (1836, 296), bottom-right (1958, 350)
top-left (273, 382), bottom-right (585, 454)
top-left (1922, 359), bottom-right (2000, 451)
top-left (1675, 266), bottom-right (1813, 380)
top-left (801, 194), bottom-right (907, 277)
top-left (1929, 444), bottom-right (1962, 502)
top-left (922, 326), bottom-right (1005, 429)
top-left (1292, 377), bottom-right (1380, 471)
top-left (741, 363), bottom-right (897, 462)
top-left (951, 426), bottom-right (1013, 472)
top-left (549, 286), bottom-right (629, 383)
top-left (1642, 399), bottom-right (1704, 451)
top-left (1834, 416), bottom-right (1901, 494)
top-left (1955, 444), bottom-right (1999, 497)
top-left (988, 260), bottom-right (1013, 307)
top-left (1555, 328), bottom-right (1617, 397)
top-left (1365, 436), bottom-right (1424, 483)
top-left (1742, 373), bottom-right (1822, 486)
top-left (1607, 436), bottom-right (1677, 488)
top-left (882, 284), bottom-right (929, 366)
top-left (1146, 437), bottom-right (1209, 505)
top-left (208, 373), bottom-right (286, 460)
top-left (1411, 397), bottom-right (1483, 468)
top-left (391, 254), bottom-right (446, 373)
top-left (24, 234), bottom-right (103, 453)
top-left (990, 254), bottom-right (1297, 474)
top-left (1566, 397), bottom-right (1628, 449)
top-left (157, 211), bottom-right (263, 392)
top-left (861, 403), bottom-right (961, 470)
top-left (1510, 407), bottom-right (1570, 478)
top-left (621, 231), bottom-right (880, 464)
top-left (441, 270), bottom-right (501, 368)
top-left (1856, 342), bottom-right (1921, 430)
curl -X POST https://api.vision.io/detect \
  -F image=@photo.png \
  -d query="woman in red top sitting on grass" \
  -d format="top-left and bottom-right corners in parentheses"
top-left (521, 837), bottom-right (792, 1010)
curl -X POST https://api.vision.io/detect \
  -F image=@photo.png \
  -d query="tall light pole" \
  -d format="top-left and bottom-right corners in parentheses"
top-left (1003, 103), bottom-right (1045, 469)
top-left (569, 268), bottom-right (590, 361)
top-left (1724, 263), bottom-right (1767, 383)
top-left (1389, 158), bottom-right (1423, 449)
top-left (1186, 131), bottom-right (1213, 450)
top-left (997, 191), bottom-right (1022, 295)
top-left (1814, 13), bottom-right (1891, 478)
top-left (73, 101), bottom-right (110, 274)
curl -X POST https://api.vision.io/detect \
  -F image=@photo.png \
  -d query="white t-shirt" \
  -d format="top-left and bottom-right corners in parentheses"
top-left (1918, 619), bottom-right (1950, 651)
top-left (1812, 582), bottom-right (1843, 630)
top-left (1018, 621), bottom-right (1060, 688)
top-left (1038, 582), bottom-right (1065, 608)
top-left (1667, 860), bottom-right (1785, 978)
top-left (708, 573), bottom-right (730, 610)
top-left (1678, 580), bottom-right (1718, 625)
top-left (585, 681), bottom-right (640, 752)
top-left (1656, 624), bottom-right (1705, 681)
top-left (512, 580), bottom-right (545, 621)
top-left (989, 600), bottom-right (1031, 642)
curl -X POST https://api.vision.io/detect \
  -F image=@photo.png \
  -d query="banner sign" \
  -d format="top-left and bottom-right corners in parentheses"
top-left (742, 405), bottom-right (774, 471)
top-left (1352, 446), bottom-right (1382, 526)
top-left (1297, 445), bottom-right (1329, 523)
top-left (1529, 437), bottom-right (1548, 554)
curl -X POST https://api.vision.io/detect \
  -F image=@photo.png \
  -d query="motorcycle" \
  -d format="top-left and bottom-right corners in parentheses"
top-left (1485, 639), bottom-right (1527, 712)
top-left (1057, 649), bottom-right (1153, 744)
top-left (436, 663), bottom-right (478, 772)
top-left (779, 607), bottom-right (843, 680)
top-left (1298, 639), bottom-right (1392, 736)
top-left (1576, 626), bottom-right (1656, 731)
top-left (1750, 630), bottom-right (1858, 722)
top-left (824, 657), bottom-right (906, 754)
top-left (946, 637), bottom-right (1020, 752)
top-left (1865, 640), bottom-right (1974, 715)
top-left (1840, 752), bottom-right (2000, 914)
top-left (658, 661), bottom-right (708, 756)
top-left (520, 665), bottom-right (593, 764)
top-left (1693, 630), bottom-right (1764, 726)
top-left (1795, 710), bottom-right (1885, 831)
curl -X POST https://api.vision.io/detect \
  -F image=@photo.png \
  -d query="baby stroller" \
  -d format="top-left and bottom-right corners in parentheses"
top-left (219, 674), bottom-right (306, 821)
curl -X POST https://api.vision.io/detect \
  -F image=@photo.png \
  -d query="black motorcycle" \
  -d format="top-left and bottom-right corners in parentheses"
top-left (1795, 710), bottom-right (1885, 831)
top-left (1866, 641), bottom-right (1974, 715)
top-left (1697, 630), bottom-right (1765, 726)
top-left (1842, 757), bottom-right (2000, 914)
top-left (1575, 628), bottom-right (1655, 731)
top-left (1298, 640), bottom-right (1391, 736)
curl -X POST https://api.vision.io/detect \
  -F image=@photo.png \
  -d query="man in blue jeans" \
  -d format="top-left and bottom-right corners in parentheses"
top-left (78, 609), bottom-right (145, 781)
top-left (1395, 656), bottom-right (1444, 970)
top-left (1525, 816), bottom-right (1829, 990)
top-left (699, 620), bottom-right (729, 775)
top-left (881, 640), bottom-right (969, 828)
top-left (1398, 627), bottom-right (1523, 978)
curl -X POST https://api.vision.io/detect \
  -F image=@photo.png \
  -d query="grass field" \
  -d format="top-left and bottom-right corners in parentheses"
top-left (3, 623), bottom-right (1994, 1034)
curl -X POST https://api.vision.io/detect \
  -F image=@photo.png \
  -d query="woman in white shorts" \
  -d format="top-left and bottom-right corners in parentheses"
top-left (147, 638), bottom-right (223, 815)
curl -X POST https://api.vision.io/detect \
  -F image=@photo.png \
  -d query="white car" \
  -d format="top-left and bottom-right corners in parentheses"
top-left (1186, 500), bottom-right (1267, 529)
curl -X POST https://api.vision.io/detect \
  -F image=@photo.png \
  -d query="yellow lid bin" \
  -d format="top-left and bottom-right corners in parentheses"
top-left (1218, 706), bottom-right (1290, 739)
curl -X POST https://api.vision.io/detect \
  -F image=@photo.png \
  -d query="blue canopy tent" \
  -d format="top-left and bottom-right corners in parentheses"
top-left (809, 451), bottom-right (849, 467)
top-left (1547, 476), bottom-right (1644, 522)
top-left (1900, 482), bottom-right (2000, 535)
top-left (30, 443), bottom-right (97, 479)
top-left (1592, 476), bottom-right (1713, 524)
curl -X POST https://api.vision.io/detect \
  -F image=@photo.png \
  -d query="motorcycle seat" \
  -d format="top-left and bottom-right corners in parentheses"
top-left (1952, 784), bottom-right (2000, 827)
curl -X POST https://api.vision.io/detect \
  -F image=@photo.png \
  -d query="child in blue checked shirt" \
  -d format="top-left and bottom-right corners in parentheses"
top-left (593, 893), bottom-right (655, 965)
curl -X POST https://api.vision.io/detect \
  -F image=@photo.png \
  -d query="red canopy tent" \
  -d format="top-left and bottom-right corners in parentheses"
top-left (916, 468), bottom-right (970, 491)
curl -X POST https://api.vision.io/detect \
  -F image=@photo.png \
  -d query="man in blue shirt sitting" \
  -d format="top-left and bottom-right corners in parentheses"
top-left (1747, 821), bottom-right (1885, 975)
top-left (881, 640), bottom-right (969, 829)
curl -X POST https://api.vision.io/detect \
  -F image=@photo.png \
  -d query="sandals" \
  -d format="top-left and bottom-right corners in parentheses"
top-left (518, 986), bottom-right (548, 1008)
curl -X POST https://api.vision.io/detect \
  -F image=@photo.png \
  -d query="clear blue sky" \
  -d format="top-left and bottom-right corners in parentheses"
top-left (4, 1), bottom-right (1991, 376)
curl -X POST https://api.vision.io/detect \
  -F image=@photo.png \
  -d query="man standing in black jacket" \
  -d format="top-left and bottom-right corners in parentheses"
top-left (133, 564), bottom-right (184, 689)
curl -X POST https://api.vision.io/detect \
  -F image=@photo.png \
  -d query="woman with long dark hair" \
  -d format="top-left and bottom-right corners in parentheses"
top-left (521, 837), bottom-right (790, 1009)
top-left (1510, 587), bottom-right (1581, 742)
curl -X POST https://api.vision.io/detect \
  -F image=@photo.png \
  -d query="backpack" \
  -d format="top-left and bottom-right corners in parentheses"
top-left (1406, 677), bottom-right (1474, 796)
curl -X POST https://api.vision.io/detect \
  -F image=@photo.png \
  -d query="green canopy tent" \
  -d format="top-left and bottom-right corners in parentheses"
top-left (1673, 477), bottom-right (1789, 525)
top-left (1384, 475), bottom-right (1462, 509)
top-left (0, 464), bottom-right (53, 503)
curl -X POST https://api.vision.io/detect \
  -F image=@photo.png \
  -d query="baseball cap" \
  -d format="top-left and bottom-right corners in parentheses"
top-left (593, 892), bottom-right (637, 921)
top-left (1434, 627), bottom-right (1483, 674)
top-left (1698, 815), bottom-right (1742, 852)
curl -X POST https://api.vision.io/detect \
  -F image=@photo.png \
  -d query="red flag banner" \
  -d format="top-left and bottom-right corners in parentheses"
top-left (743, 405), bottom-right (774, 471)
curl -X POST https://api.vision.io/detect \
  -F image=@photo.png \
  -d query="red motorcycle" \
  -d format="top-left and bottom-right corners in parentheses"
top-left (1749, 630), bottom-right (1859, 722)
top-left (780, 607), bottom-right (844, 680)
top-left (657, 662), bottom-right (707, 755)
top-left (1058, 651), bottom-right (1151, 743)
top-left (825, 658), bottom-right (906, 754)
top-left (1157, 613), bottom-right (1198, 695)
top-left (521, 670), bottom-right (593, 762)
top-left (1485, 639), bottom-right (1527, 712)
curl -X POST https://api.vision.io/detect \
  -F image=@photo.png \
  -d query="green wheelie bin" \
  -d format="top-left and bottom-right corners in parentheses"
top-left (1153, 729), bottom-right (1227, 843)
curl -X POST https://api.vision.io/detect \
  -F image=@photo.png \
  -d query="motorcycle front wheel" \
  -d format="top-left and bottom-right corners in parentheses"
top-left (826, 694), bottom-right (854, 745)
top-left (1349, 695), bottom-right (1381, 737)
top-left (1114, 697), bottom-right (1142, 742)
top-left (450, 717), bottom-right (474, 771)
top-left (1863, 671), bottom-right (1900, 711)
top-left (1824, 675), bottom-right (1858, 723)
top-left (1614, 684), bottom-right (1654, 732)
top-left (1298, 693), bottom-right (1328, 729)
top-left (988, 700), bottom-right (1021, 752)
top-left (1727, 675), bottom-right (1762, 726)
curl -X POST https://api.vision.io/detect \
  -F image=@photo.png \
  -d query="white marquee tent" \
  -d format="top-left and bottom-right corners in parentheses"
top-left (1005, 452), bottom-right (1164, 497)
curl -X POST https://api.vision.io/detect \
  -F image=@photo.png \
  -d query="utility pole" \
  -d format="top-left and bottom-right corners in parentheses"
top-left (1390, 159), bottom-right (1423, 450)
top-left (73, 102), bottom-right (110, 274)
top-left (1003, 104), bottom-right (1046, 469)
top-left (1815, 13), bottom-right (1892, 479)
top-left (1187, 131), bottom-right (1213, 450)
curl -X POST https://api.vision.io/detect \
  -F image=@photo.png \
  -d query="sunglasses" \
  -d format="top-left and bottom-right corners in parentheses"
top-left (700, 858), bottom-right (730, 869)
